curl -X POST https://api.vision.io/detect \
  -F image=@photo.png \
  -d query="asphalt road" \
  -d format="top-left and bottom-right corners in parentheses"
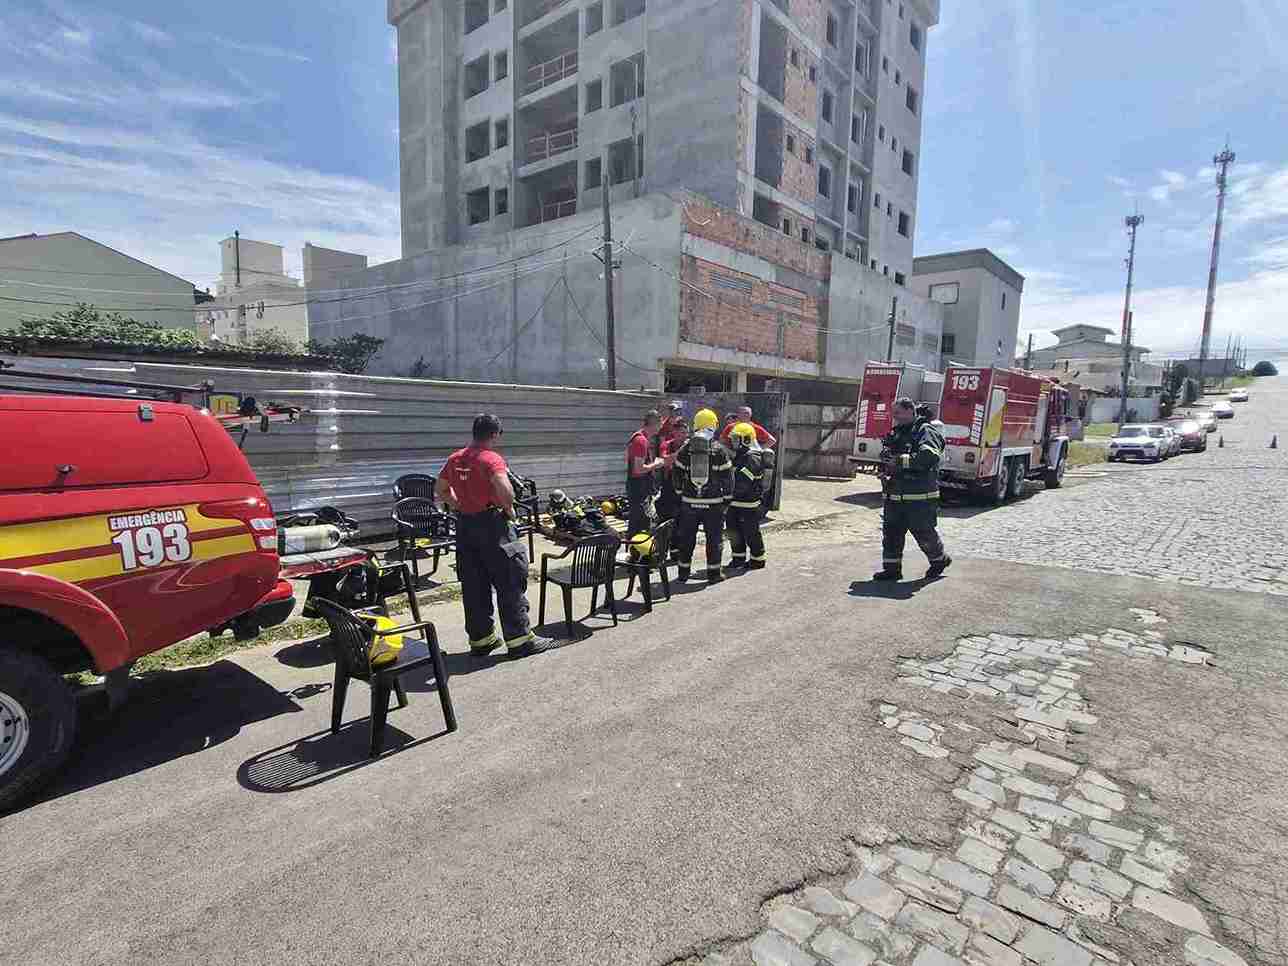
top-left (2, 378), bottom-right (1285, 966)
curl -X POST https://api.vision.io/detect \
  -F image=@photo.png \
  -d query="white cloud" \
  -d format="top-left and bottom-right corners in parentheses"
top-left (60, 28), bottom-right (91, 46)
top-left (130, 21), bottom-right (174, 46)
top-left (209, 35), bottom-right (311, 64)
top-left (1160, 170), bottom-right (1188, 188)
top-left (1148, 185), bottom-right (1172, 203)
top-left (1107, 175), bottom-right (1131, 189)
top-left (1020, 266), bottom-right (1288, 357)
top-left (985, 217), bottom-right (1017, 235)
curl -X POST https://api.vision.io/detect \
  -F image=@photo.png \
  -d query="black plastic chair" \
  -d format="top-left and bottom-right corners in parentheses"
top-left (393, 472), bottom-right (437, 501)
top-left (538, 532), bottom-right (622, 637)
top-left (392, 496), bottom-right (455, 582)
top-left (313, 593), bottom-right (457, 758)
top-left (509, 472), bottom-right (540, 559)
top-left (617, 518), bottom-right (675, 613)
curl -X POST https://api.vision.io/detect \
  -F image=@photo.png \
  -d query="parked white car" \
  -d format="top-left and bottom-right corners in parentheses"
top-left (1212, 401), bottom-right (1235, 419)
top-left (1108, 424), bottom-right (1169, 463)
top-left (1230, 388), bottom-right (1249, 402)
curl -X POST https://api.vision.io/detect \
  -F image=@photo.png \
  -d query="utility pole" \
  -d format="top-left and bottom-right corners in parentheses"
top-left (234, 229), bottom-right (241, 288)
top-left (601, 174), bottom-right (617, 390)
top-left (885, 295), bottom-right (898, 361)
top-left (630, 60), bottom-right (641, 199)
top-left (1024, 333), bottom-right (1034, 370)
top-left (1198, 143), bottom-right (1236, 393)
top-left (1220, 333), bottom-right (1232, 385)
top-left (1118, 213), bottom-right (1144, 423)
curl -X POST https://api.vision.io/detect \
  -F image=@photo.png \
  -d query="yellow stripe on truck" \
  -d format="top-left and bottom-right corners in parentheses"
top-left (0, 503), bottom-right (231, 562)
top-left (24, 533), bottom-right (256, 584)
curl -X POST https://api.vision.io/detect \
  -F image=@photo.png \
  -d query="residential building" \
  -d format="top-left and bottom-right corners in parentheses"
top-left (390, 0), bottom-right (938, 279)
top-left (0, 231), bottom-right (197, 332)
top-left (910, 247), bottom-right (1023, 368)
top-left (318, 0), bottom-right (941, 393)
top-left (1020, 325), bottom-right (1162, 395)
top-left (196, 239), bottom-right (367, 347)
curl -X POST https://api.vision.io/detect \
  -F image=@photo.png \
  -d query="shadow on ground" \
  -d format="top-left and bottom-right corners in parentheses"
top-left (237, 722), bottom-right (452, 793)
top-left (27, 661), bottom-right (303, 812)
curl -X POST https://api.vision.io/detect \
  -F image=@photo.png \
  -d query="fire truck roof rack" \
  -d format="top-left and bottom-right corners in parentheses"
top-left (0, 362), bottom-right (212, 402)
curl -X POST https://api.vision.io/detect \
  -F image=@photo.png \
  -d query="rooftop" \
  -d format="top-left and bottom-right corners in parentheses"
top-left (911, 248), bottom-right (1024, 291)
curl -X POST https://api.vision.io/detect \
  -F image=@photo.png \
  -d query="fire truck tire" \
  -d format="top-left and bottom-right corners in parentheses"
top-left (0, 648), bottom-right (78, 813)
top-left (1008, 458), bottom-right (1028, 498)
top-left (985, 459), bottom-right (1011, 505)
top-left (1044, 449), bottom-right (1067, 488)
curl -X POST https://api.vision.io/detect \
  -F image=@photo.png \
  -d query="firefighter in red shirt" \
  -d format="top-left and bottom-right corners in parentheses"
top-left (436, 414), bottom-right (555, 658)
top-left (625, 409), bottom-right (664, 535)
top-left (655, 402), bottom-right (687, 528)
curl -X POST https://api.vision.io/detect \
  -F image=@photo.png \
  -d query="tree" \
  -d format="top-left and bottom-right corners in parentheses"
top-left (1252, 360), bottom-right (1279, 377)
top-left (305, 333), bottom-right (385, 374)
top-left (244, 328), bottom-right (301, 355)
top-left (11, 303), bottom-right (201, 349)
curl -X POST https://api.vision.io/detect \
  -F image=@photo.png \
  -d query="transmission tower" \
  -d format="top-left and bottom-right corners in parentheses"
top-left (1118, 213), bottom-right (1145, 423)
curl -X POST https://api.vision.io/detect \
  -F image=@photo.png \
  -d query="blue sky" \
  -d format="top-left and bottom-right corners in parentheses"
top-left (3, 0), bottom-right (1287, 359)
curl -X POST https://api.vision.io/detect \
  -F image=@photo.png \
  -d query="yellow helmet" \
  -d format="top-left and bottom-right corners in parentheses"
top-left (628, 531), bottom-right (655, 560)
top-left (731, 421), bottom-right (757, 447)
top-left (600, 500), bottom-right (617, 515)
top-left (692, 408), bottom-right (719, 433)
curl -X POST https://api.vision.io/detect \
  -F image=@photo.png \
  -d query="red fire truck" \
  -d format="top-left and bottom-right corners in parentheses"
top-left (848, 362), bottom-right (940, 473)
top-left (937, 366), bottom-right (1073, 502)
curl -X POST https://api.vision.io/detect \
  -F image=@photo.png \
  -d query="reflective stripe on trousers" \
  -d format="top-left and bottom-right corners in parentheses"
top-left (886, 491), bottom-right (939, 502)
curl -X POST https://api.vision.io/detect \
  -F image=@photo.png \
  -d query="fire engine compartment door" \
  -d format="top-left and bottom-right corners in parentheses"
top-left (984, 387), bottom-right (1006, 447)
top-left (940, 369), bottom-right (993, 445)
top-left (855, 367), bottom-right (903, 442)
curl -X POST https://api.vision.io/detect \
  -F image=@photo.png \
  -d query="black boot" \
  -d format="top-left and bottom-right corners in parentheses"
top-left (706, 568), bottom-right (724, 584)
top-left (747, 558), bottom-right (766, 570)
top-left (677, 566), bottom-right (691, 583)
top-left (926, 556), bottom-right (953, 578)
top-left (507, 635), bottom-right (557, 658)
top-left (727, 557), bottom-right (747, 571)
top-left (872, 568), bottom-right (902, 581)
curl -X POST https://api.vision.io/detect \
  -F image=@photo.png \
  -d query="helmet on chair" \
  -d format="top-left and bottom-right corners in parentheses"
top-left (730, 422), bottom-right (757, 450)
top-left (548, 489), bottom-right (571, 512)
top-left (628, 531), bottom-right (655, 561)
top-left (600, 499), bottom-right (617, 516)
top-left (692, 408), bottom-right (719, 434)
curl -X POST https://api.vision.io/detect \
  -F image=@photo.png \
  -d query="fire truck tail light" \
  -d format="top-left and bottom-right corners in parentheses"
top-left (249, 517), bottom-right (276, 531)
top-left (258, 535), bottom-right (279, 550)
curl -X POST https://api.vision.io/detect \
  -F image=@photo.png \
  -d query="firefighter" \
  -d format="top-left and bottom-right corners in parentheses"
top-left (874, 397), bottom-right (952, 581)
top-left (436, 414), bottom-right (556, 657)
top-left (672, 408), bottom-right (734, 583)
top-left (625, 409), bottom-right (664, 537)
top-left (725, 422), bottom-right (766, 571)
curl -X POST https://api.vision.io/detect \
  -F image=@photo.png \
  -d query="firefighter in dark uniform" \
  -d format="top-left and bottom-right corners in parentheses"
top-left (672, 408), bottom-right (734, 584)
top-left (874, 397), bottom-right (952, 581)
top-left (436, 414), bottom-right (555, 657)
top-left (725, 422), bottom-right (767, 570)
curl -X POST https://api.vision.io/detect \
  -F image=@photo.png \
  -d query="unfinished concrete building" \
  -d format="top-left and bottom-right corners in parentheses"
top-left (390, 0), bottom-right (938, 280)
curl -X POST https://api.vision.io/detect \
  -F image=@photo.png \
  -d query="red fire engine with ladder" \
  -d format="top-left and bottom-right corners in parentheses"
top-left (937, 365), bottom-right (1073, 503)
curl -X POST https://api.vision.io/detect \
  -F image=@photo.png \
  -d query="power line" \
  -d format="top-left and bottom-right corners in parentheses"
top-left (564, 278), bottom-right (660, 373)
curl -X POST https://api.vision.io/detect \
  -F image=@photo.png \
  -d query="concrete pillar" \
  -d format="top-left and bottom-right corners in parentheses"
top-left (735, 369), bottom-right (749, 391)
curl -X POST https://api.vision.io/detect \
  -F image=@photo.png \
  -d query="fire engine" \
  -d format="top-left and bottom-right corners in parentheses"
top-left (848, 362), bottom-right (942, 473)
top-left (937, 366), bottom-right (1073, 502)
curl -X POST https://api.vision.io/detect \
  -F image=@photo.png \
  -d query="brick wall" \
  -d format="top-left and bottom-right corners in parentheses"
top-left (780, 118), bottom-right (815, 207)
top-left (782, 45), bottom-right (818, 122)
top-left (736, 0), bottom-right (756, 78)
top-left (678, 255), bottom-right (819, 362)
top-left (682, 196), bottom-right (829, 281)
top-left (791, 0), bottom-right (826, 46)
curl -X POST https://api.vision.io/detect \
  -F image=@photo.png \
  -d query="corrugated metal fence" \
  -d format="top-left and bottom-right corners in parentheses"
top-left (1, 355), bottom-right (661, 535)
top-left (784, 403), bottom-right (856, 478)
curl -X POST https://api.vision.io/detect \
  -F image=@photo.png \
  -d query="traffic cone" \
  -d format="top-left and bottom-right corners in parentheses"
top-left (1218, 434), bottom-right (1224, 448)
top-left (1272, 434), bottom-right (1278, 449)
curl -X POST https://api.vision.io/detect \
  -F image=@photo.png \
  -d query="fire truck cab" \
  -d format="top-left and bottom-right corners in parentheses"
top-left (937, 366), bottom-right (1072, 503)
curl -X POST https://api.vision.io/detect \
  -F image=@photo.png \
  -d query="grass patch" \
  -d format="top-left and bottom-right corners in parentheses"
top-left (1082, 422), bottom-right (1119, 438)
top-left (1066, 441), bottom-right (1108, 467)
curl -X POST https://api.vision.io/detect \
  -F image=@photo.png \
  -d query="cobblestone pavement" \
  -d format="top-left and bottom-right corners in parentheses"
top-left (938, 378), bottom-right (1288, 594)
top-left (686, 612), bottom-right (1258, 966)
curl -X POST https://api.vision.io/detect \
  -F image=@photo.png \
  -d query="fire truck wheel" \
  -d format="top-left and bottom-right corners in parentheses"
top-left (1008, 458), bottom-right (1028, 498)
top-left (0, 649), bottom-right (78, 813)
top-left (986, 459), bottom-right (1011, 505)
top-left (1044, 449), bottom-right (1067, 488)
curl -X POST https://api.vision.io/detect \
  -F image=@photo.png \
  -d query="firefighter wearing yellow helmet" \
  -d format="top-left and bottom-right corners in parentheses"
top-left (671, 408), bottom-right (734, 583)
top-left (726, 422), bottom-right (767, 570)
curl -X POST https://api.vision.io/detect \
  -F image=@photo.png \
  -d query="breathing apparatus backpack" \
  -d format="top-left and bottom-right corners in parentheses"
top-left (688, 433), bottom-right (711, 489)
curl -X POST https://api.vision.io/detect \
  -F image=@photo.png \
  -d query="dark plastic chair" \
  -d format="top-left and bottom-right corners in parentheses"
top-left (393, 472), bottom-right (437, 501)
top-left (313, 589), bottom-right (457, 758)
top-left (509, 472), bottom-right (539, 559)
top-left (538, 532), bottom-right (622, 637)
top-left (617, 518), bottom-right (675, 612)
top-left (392, 496), bottom-right (455, 582)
